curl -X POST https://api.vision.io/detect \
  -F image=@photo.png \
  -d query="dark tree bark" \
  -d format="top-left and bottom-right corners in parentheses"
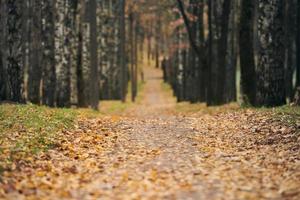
top-left (284, 0), bottom-right (297, 101)
top-left (207, 0), bottom-right (222, 106)
top-left (216, 0), bottom-right (231, 105)
top-left (225, 0), bottom-right (238, 103)
top-left (176, 0), bottom-right (206, 103)
top-left (28, 0), bottom-right (42, 104)
top-left (0, 0), bottom-right (7, 101)
top-left (197, 0), bottom-right (206, 103)
top-left (296, 1), bottom-right (300, 90)
top-left (89, 0), bottom-right (100, 110)
top-left (76, 0), bottom-right (87, 107)
top-left (207, 0), bottom-right (214, 106)
top-left (42, 0), bottom-right (56, 107)
top-left (129, 11), bottom-right (136, 102)
top-left (256, 0), bottom-right (286, 106)
top-left (134, 17), bottom-right (139, 99)
top-left (155, 17), bottom-right (161, 68)
top-left (6, 0), bottom-right (24, 102)
top-left (187, 0), bottom-right (198, 103)
top-left (147, 21), bottom-right (152, 64)
top-left (119, 0), bottom-right (127, 102)
top-left (176, 0), bottom-right (200, 55)
top-left (239, 0), bottom-right (256, 105)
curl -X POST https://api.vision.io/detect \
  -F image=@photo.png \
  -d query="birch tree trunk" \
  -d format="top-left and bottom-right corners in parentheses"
top-left (56, 0), bottom-right (71, 108)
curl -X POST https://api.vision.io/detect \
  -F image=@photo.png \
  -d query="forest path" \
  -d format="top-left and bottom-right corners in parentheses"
top-left (124, 66), bottom-right (176, 118)
top-left (2, 67), bottom-right (300, 199)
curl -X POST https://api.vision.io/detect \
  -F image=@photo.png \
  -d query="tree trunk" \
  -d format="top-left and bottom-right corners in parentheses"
top-left (155, 17), bottom-right (161, 68)
top-left (56, 0), bottom-right (71, 108)
top-left (239, 0), bottom-right (256, 105)
top-left (256, 0), bottom-right (286, 106)
top-left (0, 0), bottom-right (7, 101)
top-left (6, 0), bottom-right (24, 102)
top-left (284, 0), bottom-right (297, 102)
top-left (89, 0), bottom-right (100, 110)
top-left (207, 0), bottom-right (214, 106)
top-left (119, 0), bottom-right (127, 102)
top-left (134, 17), bottom-right (139, 99)
top-left (28, 0), bottom-right (42, 104)
top-left (76, 0), bottom-right (87, 107)
top-left (147, 21), bottom-right (152, 64)
top-left (129, 12), bottom-right (136, 102)
top-left (198, 0), bottom-right (206, 103)
top-left (225, 0), bottom-right (238, 103)
top-left (216, 0), bottom-right (231, 105)
top-left (187, 0), bottom-right (197, 103)
top-left (42, 0), bottom-right (56, 107)
top-left (296, 1), bottom-right (300, 90)
top-left (207, 0), bottom-right (220, 106)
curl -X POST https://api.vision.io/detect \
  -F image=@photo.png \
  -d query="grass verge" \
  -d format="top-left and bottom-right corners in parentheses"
top-left (0, 104), bottom-right (77, 175)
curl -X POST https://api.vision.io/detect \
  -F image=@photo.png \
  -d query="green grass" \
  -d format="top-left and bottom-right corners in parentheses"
top-left (256, 105), bottom-right (300, 126)
top-left (258, 105), bottom-right (300, 115)
top-left (175, 102), bottom-right (240, 115)
top-left (0, 104), bottom-right (77, 173)
top-left (126, 81), bottom-right (145, 104)
top-left (79, 81), bottom-right (146, 118)
top-left (161, 82), bottom-right (172, 93)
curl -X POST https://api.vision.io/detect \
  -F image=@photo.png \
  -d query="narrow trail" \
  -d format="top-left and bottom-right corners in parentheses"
top-left (111, 67), bottom-right (208, 199)
top-left (1, 67), bottom-right (300, 200)
top-left (124, 66), bottom-right (176, 118)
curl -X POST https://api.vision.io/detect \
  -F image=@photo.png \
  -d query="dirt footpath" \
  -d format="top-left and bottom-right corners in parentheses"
top-left (1, 67), bottom-right (299, 200)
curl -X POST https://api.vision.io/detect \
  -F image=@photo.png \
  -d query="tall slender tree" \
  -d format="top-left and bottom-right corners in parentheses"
top-left (42, 0), bottom-right (56, 107)
top-left (119, 0), bottom-right (127, 102)
top-left (27, 0), bottom-right (43, 104)
top-left (89, 0), bottom-right (100, 110)
top-left (6, 0), bottom-right (24, 102)
top-left (197, 0), bottom-right (206, 103)
top-left (225, 0), bottom-right (238, 103)
top-left (129, 11), bottom-right (136, 102)
top-left (239, 0), bottom-right (256, 105)
top-left (284, 0), bottom-right (297, 101)
top-left (256, 0), bottom-right (286, 106)
top-left (76, 0), bottom-right (87, 107)
top-left (296, 1), bottom-right (300, 92)
top-left (216, 0), bottom-right (232, 104)
top-left (0, 0), bottom-right (7, 101)
top-left (56, 0), bottom-right (72, 108)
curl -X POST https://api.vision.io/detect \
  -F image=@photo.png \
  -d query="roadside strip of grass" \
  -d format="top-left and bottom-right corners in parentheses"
top-left (161, 81), bottom-right (300, 126)
top-left (0, 82), bottom-right (145, 175)
top-left (0, 104), bottom-right (77, 175)
top-left (256, 105), bottom-right (300, 127)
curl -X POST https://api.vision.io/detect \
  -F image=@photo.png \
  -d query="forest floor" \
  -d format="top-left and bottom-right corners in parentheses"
top-left (1, 67), bottom-right (300, 200)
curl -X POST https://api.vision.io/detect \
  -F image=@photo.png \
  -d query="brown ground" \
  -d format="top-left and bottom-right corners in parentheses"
top-left (1, 67), bottom-right (300, 200)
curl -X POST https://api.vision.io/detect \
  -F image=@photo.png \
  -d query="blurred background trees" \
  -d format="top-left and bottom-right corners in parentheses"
top-left (0, 0), bottom-right (299, 109)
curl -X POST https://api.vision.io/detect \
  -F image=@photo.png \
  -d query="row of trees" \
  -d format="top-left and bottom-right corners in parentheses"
top-left (2, 0), bottom-right (299, 109)
top-left (163, 0), bottom-right (300, 107)
top-left (0, 0), bottom-right (142, 110)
